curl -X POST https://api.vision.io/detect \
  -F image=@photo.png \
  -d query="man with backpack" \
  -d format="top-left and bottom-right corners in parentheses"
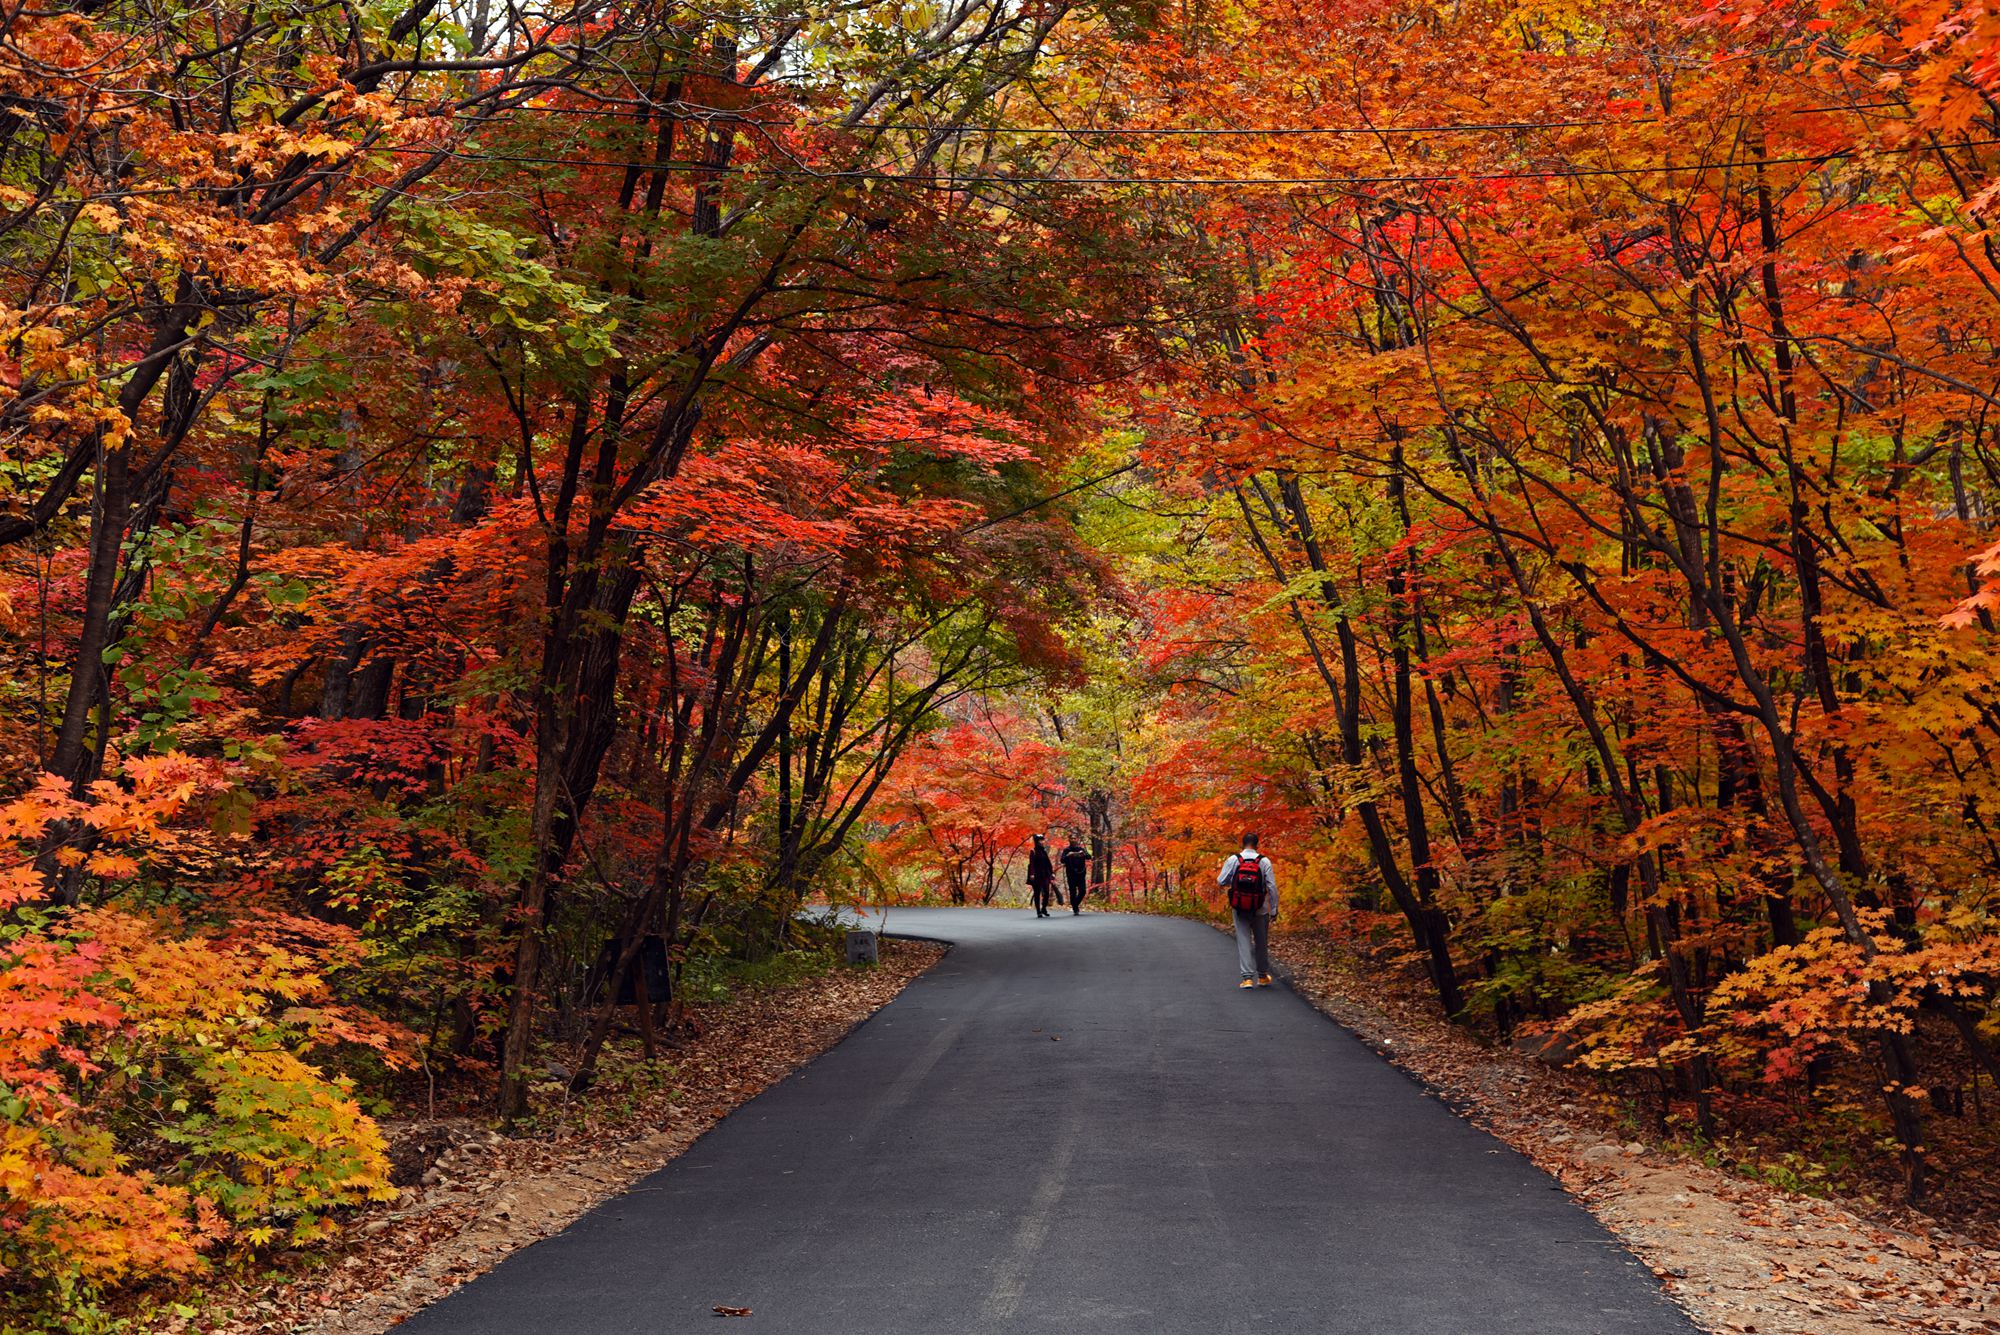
top-left (1027, 834), bottom-right (1056, 918)
top-left (1218, 832), bottom-right (1277, 988)
top-left (1059, 837), bottom-right (1090, 915)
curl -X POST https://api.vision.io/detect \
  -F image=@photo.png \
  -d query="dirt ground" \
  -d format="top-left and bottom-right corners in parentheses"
top-left (153, 939), bottom-right (946, 1335)
top-left (1273, 934), bottom-right (2000, 1335)
top-left (154, 924), bottom-right (2000, 1334)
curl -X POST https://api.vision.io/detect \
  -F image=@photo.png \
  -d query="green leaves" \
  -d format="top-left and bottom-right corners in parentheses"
top-left (391, 201), bottom-right (619, 368)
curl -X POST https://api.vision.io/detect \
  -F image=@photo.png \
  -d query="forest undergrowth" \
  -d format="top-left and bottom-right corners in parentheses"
top-left (8, 0), bottom-right (2000, 1326)
top-left (1288, 911), bottom-right (2000, 1231)
top-left (1272, 926), bottom-right (2000, 1334)
top-left (139, 939), bottom-right (943, 1335)
top-left (1147, 882), bottom-right (2000, 1243)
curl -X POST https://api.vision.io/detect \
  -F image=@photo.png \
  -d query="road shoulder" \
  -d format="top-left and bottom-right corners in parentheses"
top-left (1274, 933), bottom-right (1999, 1335)
top-left (158, 940), bottom-right (946, 1335)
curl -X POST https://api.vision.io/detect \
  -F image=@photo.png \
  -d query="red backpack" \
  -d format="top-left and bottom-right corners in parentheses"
top-left (1228, 852), bottom-right (1266, 912)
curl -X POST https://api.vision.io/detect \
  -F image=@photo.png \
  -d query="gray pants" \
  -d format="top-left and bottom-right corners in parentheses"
top-left (1233, 910), bottom-right (1271, 979)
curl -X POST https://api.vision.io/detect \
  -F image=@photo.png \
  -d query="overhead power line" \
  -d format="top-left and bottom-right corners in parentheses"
top-left (453, 99), bottom-right (1908, 137)
top-left (372, 135), bottom-right (2000, 189)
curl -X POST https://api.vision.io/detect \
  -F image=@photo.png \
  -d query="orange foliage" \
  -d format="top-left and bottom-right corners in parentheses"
top-left (0, 762), bottom-right (404, 1311)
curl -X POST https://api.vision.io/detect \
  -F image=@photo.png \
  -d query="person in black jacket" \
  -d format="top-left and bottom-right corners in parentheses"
top-left (1059, 838), bottom-right (1090, 915)
top-left (1026, 834), bottom-right (1055, 917)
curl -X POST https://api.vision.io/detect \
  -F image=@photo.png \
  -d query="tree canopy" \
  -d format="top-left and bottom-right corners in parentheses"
top-left (5, 0), bottom-right (2000, 1321)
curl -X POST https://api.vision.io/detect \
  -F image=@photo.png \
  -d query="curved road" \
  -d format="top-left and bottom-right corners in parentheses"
top-left (403, 909), bottom-right (1698, 1334)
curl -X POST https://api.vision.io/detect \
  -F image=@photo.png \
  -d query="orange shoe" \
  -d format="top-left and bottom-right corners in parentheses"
top-left (1238, 978), bottom-right (1256, 989)
top-left (1257, 974), bottom-right (1274, 988)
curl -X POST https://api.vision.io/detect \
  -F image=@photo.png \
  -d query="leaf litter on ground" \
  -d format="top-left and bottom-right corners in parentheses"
top-left (151, 940), bottom-right (945, 1335)
top-left (1271, 932), bottom-right (2000, 1335)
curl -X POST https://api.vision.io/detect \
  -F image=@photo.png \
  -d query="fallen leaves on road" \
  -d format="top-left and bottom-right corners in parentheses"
top-left (712, 1304), bottom-right (753, 1317)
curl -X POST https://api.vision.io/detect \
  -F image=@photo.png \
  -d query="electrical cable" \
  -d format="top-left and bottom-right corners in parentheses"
top-left (445, 98), bottom-right (1911, 136)
top-left (363, 134), bottom-right (2000, 188)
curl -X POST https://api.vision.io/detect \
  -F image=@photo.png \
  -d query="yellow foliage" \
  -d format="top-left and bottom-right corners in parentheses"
top-left (0, 758), bottom-right (406, 1316)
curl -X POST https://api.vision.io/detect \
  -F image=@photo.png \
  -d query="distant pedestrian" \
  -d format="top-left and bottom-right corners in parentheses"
top-left (1060, 838), bottom-right (1090, 915)
top-left (1027, 834), bottom-right (1055, 918)
top-left (1218, 832), bottom-right (1277, 988)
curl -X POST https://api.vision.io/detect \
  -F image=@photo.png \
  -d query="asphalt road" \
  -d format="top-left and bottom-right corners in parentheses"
top-left (401, 908), bottom-right (1699, 1334)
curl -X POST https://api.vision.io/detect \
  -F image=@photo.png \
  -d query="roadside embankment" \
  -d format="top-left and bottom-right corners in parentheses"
top-left (157, 939), bottom-right (945, 1335)
top-left (1274, 933), bottom-right (1999, 1335)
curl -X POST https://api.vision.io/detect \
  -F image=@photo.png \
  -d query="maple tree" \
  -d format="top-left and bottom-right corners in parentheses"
top-left (0, 756), bottom-right (398, 1321)
top-left (8, 0), bottom-right (2000, 1321)
top-left (1028, 0), bottom-right (2000, 1205)
top-left (872, 714), bottom-right (1066, 905)
top-left (0, 0), bottom-right (1159, 1320)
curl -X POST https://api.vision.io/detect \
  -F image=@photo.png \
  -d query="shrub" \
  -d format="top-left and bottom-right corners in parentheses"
top-left (0, 756), bottom-right (407, 1324)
